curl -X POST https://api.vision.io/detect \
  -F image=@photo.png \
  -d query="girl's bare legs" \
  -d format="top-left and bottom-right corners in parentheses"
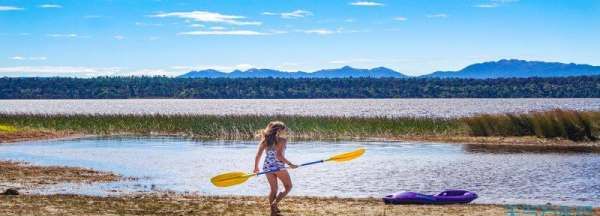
top-left (273, 170), bottom-right (293, 206)
top-left (266, 174), bottom-right (280, 214)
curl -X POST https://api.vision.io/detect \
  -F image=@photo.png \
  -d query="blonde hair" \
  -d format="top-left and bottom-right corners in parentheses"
top-left (261, 121), bottom-right (287, 147)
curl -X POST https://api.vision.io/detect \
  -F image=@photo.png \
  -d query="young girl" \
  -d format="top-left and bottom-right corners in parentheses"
top-left (254, 121), bottom-right (298, 216)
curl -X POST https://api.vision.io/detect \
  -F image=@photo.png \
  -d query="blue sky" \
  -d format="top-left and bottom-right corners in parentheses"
top-left (1, 0), bottom-right (599, 77)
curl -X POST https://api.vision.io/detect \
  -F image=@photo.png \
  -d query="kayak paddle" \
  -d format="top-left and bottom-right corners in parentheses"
top-left (210, 147), bottom-right (366, 188)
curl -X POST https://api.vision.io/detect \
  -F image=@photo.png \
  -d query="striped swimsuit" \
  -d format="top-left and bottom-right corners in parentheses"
top-left (263, 145), bottom-right (285, 172)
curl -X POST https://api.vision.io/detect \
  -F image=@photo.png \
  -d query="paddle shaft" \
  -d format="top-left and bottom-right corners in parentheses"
top-left (255, 159), bottom-right (326, 176)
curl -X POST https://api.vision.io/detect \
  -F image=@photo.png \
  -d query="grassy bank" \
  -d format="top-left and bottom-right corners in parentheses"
top-left (0, 114), bottom-right (463, 140)
top-left (0, 109), bottom-right (598, 142)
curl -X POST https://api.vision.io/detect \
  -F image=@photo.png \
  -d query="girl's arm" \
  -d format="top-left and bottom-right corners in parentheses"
top-left (254, 142), bottom-right (265, 173)
top-left (276, 139), bottom-right (298, 168)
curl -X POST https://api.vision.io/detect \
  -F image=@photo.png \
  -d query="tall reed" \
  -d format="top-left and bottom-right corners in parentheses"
top-left (464, 109), bottom-right (599, 141)
top-left (0, 114), bottom-right (463, 139)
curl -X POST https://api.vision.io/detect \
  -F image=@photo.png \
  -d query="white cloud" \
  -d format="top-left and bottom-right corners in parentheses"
top-left (46, 33), bottom-right (78, 38)
top-left (39, 4), bottom-right (62, 8)
top-left (426, 13), bottom-right (448, 18)
top-left (178, 30), bottom-right (268, 36)
top-left (263, 10), bottom-right (312, 19)
top-left (261, 12), bottom-right (277, 16)
top-left (29, 57), bottom-right (47, 61)
top-left (0, 64), bottom-right (271, 77)
top-left (114, 35), bottom-right (125, 40)
top-left (349, 1), bottom-right (384, 6)
top-left (10, 56), bottom-right (25, 60)
top-left (0, 66), bottom-right (122, 77)
top-left (281, 10), bottom-right (312, 19)
top-left (209, 26), bottom-right (226, 30)
top-left (0, 6), bottom-right (23, 11)
top-left (303, 29), bottom-right (335, 35)
top-left (300, 27), bottom-right (364, 35)
top-left (152, 11), bottom-right (261, 26)
top-left (394, 16), bottom-right (407, 21)
top-left (189, 23), bottom-right (205, 28)
top-left (475, 0), bottom-right (519, 8)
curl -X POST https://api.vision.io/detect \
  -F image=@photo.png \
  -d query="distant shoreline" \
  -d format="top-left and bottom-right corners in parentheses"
top-left (2, 76), bottom-right (599, 99)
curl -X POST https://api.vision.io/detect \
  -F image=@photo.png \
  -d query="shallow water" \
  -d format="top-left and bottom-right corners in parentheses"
top-left (1, 98), bottom-right (599, 117)
top-left (0, 136), bottom-right (598, 207)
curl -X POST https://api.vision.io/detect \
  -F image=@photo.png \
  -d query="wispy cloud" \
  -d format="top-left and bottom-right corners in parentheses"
top-left (46, 33), bottom-right (79, 38)
top-left (474, 4), bottom-right (498, 8)
top-left (178, 30), bottom-right (268, 36)
top-left (38, 4), bottom-right (62, 9)
top-left (349, 1), bottom-right (384, 7)
top-left (426, 13), bottom-right (448, 19)
top-left (114, 35), bottom-right (125, 40)
top-left (189, 23), bottom-right (205, 28)
top-left (0, 66), bottom-right (122, 77)
top-left (10, 56), bottom-right (47, 61)
top-left (263, 10), bottom-right (313, 19)
top-left (303, 29), bottom-right (336, 35)
top-left (394, 16), bottom-right (408, 21)
top-left (299, 27), bottom-right (366, 35)
top-left (153, 11), bottom-right (261, 26)
top-left (0, 6), bottom-right (23, 11)
top-left (474, 0), bottom-right (519, 8)
top-left (84, 15), bottom-right (104, 19)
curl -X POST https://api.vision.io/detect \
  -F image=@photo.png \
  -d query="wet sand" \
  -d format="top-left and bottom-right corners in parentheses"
top-left (0, 194), bottom-right (504, 216)
top-left (0, 129), bottom-right (80, 144)
top-left (1, 195), bottom-right (598, 216)
top-left (0, 161), bottom-right (121, 191)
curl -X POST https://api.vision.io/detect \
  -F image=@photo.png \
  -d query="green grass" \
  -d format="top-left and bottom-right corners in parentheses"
top-left (0, 114), bottom-right (464, 140)
top-left (2, 110), bottom-right (599, 141)
top-left (464, 109), bottom-right (600, 141)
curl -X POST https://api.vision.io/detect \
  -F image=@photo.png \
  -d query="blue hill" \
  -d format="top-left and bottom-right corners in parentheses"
top-left (179, 59), bottom-right (600, 79)
top-left (425, 59), bottom-right (600, 78)
top-left (179, 66), bottom-right (408, 78)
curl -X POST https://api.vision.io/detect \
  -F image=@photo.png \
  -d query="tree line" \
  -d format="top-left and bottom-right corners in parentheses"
top-left (0, 76), bottom-right (598, 99)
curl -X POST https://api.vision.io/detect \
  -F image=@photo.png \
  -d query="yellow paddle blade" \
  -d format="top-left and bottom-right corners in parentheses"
top-left (210, 171), bottom-right (255, 187)
top-left (327, 147), bottom-right (366, 162)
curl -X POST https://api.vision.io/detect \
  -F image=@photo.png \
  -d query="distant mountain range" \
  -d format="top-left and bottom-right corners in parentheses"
top-left (179, 66), bottom-right (407, 78)
top-left (179, 59), bottom-right (600, 79)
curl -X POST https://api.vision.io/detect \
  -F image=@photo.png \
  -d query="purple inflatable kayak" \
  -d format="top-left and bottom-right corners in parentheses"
top-left (383, 190), bottom-right (478, 204)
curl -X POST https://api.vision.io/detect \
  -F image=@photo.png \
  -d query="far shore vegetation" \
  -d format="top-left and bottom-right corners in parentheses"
top-left (1, 76), bottom-right (599, 99)
top-left (1, 109), bottom-right (598, 143)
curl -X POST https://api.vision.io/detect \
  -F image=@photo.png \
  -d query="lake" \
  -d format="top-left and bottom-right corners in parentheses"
top-left (0, 99), bottom-right (599, 117)
top-left (0, 136), bottom-right (598, 207)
